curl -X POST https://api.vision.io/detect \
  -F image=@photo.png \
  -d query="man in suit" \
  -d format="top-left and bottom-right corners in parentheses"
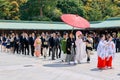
top-left (24, 33), bottom-right (29, 55)
top-left (48, 33), bottom-right (54, 57)
top-left (52, 33), bottom-right (60, 60)
top-left (41, 32), bottom-right (45, 56)
top-left (29, 33), bottom-right (36, 56)
top-left (20, 32), bottom-right (25, 55)
top-left (57, 32), bottom-right (62, 58)
top-left (14, 34), bottom-right (20, 54)
top-left (116, 36), bottom-right (120, 52)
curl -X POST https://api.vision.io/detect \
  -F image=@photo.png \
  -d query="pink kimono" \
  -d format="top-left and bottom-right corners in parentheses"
top-left (34, 38), bottom-right (42, 57)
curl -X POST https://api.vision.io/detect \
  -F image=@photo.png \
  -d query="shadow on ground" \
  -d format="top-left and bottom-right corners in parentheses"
top-left (90, 68), bottom-right (102, 71)
top-left (117, 73), bottom-right (120, 76)
top-left (43, 63), bottom-right (75, 68)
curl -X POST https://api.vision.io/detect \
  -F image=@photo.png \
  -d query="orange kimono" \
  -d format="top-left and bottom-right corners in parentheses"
top-left (34, 38), bottom-right (42, 57)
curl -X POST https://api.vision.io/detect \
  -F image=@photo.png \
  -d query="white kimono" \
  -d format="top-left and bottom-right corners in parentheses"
top-left (75, 38), bottom-right (86, 63)
top-left (107, 41), bottom-right (116, 59)
top-left (97, 40), bottom-right (108, 59)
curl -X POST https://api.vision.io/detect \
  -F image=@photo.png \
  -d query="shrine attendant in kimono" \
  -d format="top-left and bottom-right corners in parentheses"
top-left (97, 34), bottom-right (108, 69)
top-left (106, 35), bottom-right (116, 69)
top-left (34, 34), bottom-right (42, 57)
top-left (75, 31), bottom-right (86, 64)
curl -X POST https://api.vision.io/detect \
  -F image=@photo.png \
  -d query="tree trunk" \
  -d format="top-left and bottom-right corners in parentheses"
top-left (39, 0), bottom-right (43, 17)
top-left (40, 7), bottom-right (43, 17)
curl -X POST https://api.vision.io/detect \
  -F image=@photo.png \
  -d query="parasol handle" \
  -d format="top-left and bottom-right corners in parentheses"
top-left (72, 27), bottom-right (74, 33)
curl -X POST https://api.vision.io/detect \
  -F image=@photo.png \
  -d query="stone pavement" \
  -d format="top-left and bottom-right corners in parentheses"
top-left (0, 51), bottom-right (120, 80)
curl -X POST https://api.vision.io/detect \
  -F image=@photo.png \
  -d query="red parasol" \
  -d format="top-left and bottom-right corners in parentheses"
top-left (61, 14), bottom-right (90, 28)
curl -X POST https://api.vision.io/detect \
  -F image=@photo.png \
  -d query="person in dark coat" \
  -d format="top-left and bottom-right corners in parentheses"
top-left (2, 34), bottom-right (7, 52)
top-left (93, 33), bottom-right (100, 50)
top-left (112, 33), bottom-right (117, 52)
top-left (53, 33), bottom-right (60, 59)
top-left (57, 32), bottom-right (62, 58)
top-left (20, 32), bottom-right (25, 54)
top-left (29, 33), bottom-right (36, 56)
top-left (49, 33), bottom-right (59, 60)
top-left (24, 33), bottom-right (29, 55)
top-left (10, 33), bottom-right (15, 53)
top-left (66, 33), bottom-right (76, 64)
top-left (41, 32), bottom-right (45, 56)
top-left (116, 36), bottom-right (120, 52)
top-left (14, 34), bottom-right (20, 54)
top-left (48, 33), bottom-right (54, 57)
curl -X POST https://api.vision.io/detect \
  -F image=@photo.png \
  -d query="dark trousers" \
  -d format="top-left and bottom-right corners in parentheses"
top-left (94, 43), bottom-right (98, 50)
top-left (31, 45), bottom-right (34, 56)
top-left (52, 46), bottom-right (58, 60)
top-left (41, 47), bottom-right (43, 56)
top-left (25, 45), bottom-right (29, 55)
top-left (86, 47), bottom-right (92, 62)
top-left (14, 45), bottom-right (19, 54)
top-left (116, 47), bottom-right (120, 52)
top-left (20, 44), bottom-right (24, 54)
top-left (118, 47), bottom-right (120, 52)
top-left (49, 47), bottom-right (52, 56)
top-left (58, 46), bottom-right (61, 58)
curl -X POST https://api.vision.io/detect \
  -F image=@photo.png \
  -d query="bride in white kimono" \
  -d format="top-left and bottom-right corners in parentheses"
top-left (75, 31), bottom-right (86, 64)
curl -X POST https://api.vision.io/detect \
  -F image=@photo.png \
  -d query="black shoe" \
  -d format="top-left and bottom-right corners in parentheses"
top-left (61, 60), bottom-right (64, 62)
top-left (44, 56), bottom-right (46, 59)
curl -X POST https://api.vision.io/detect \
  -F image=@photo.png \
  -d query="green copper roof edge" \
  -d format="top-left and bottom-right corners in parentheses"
top-left (0, 20), bottom-right (103, 24)
top-left (0, 17), bottom-right (119, 24)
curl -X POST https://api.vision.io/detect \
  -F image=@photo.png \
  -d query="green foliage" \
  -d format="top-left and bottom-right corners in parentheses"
top-left (57, 0), bottom-right (85, 16)
top-left (9, 1), bottom-right (20, 20)
top-left (83, 0), bottom-right (120, 21)
top-left (20, 0), bottom-right (40, 20)
top-left (20, 0), bottom-right (58, 21)
top-left (0, 0), bottom-right (11, 19)
top-left (0, 0), bottom-right (120, 21)
top-left (84, 1), bottom-right (103, 21)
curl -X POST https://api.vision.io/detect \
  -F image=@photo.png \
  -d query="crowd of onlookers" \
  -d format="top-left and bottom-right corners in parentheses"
top-left (0, 31), bottom-right (120, 63)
